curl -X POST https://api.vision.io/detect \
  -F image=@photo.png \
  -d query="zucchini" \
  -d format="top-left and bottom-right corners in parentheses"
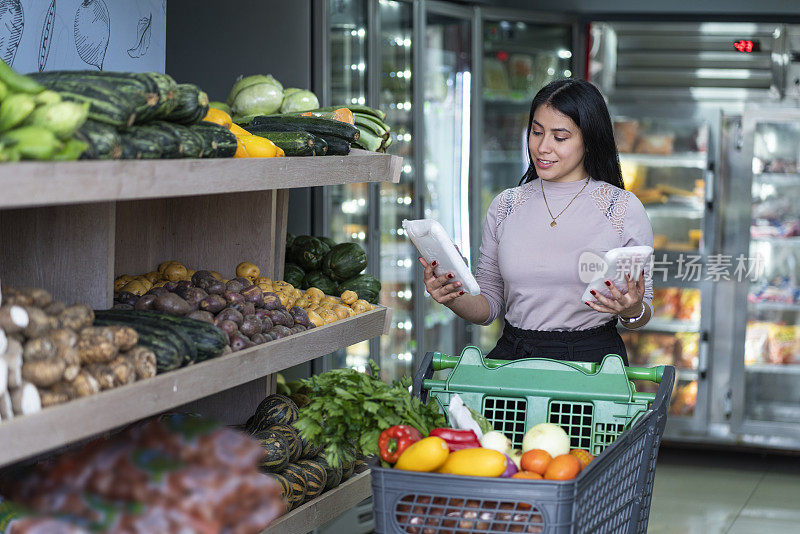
top-left (94, 309), bottom-right (227, 362)
top-left (32, 80), bottom-right (136, 128)
top-left (353, 114), bottom-right (389, 139)
top-left (138, 72), bottom-right (179, 121)
top-left (316, 135), bottom-right (350, 156)
top-left (353, 127), bottom-right (382, 152)
top-left (190, 122), bottom-right (238, 158)
top-left (92, 318), bottom-right (185, 372)
top-left (248, 130), bottom-right (315, 157)
top-left (311, 135), bottom-right (327, 156)
top-left (317, 104), bottom-right (386, 121)
top-left (249, 115), bottom-right (359, 143)
top-left (94, 311), bottom-right (197, 365)
top-left (164, 83), bottom-right (210, 125)
top-left (119, 128), bottom-right (164, 159)
top-left (149, 120), bottom-right (205, 158)
top-left (73, 120), bottom-right (122, 160)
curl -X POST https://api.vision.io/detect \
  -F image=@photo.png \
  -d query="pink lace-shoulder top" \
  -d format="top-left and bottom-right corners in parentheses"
top-left (475, 177), bottom-right (654, 331)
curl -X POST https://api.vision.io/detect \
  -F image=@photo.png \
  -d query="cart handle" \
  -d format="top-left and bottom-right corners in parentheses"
top-left (430, 352), bottom-right (664, 384)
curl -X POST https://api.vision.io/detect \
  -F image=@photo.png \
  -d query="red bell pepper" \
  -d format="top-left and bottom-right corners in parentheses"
top-left (429, 428), bottom-right (481, 452)
top-left (379, 425), bottom-right (422, 463)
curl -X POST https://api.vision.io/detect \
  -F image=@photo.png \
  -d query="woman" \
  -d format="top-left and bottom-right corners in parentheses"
top-left (420, 79), bottom-right (653, 364)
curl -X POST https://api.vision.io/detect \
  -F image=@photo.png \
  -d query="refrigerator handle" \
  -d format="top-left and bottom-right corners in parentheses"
top-left (698, 331), bottom-right (709, 379)
top-left (704, 169), bottom-right (714, 208)
top-left (733, 119), bottom-right (744, 152)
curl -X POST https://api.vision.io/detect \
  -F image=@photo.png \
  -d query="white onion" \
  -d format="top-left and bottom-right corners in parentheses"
top-left (522, 423), bottom-right (570, 457)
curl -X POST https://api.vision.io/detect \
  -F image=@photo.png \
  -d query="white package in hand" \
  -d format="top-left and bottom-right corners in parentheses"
top-left (581, 246), bottom-right (653, 303)
top-left (402, 219), bottom-right (481, 295)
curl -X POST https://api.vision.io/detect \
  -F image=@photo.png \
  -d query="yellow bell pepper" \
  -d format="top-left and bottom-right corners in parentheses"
top-left (394, 436), bottom-right (450, 472)
top-left (437, 447), bottom-right (507, 477)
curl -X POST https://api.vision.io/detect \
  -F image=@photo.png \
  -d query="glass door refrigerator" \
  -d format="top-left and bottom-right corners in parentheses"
top-left (728, 106), bottom-right (800, 448)
top-left (473, 10), bottom-right (577, 352)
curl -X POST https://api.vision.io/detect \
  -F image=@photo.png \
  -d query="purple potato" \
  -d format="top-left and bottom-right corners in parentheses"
top-left (153, 293), bottom-right (192, 316)
top-left (174, 280), bottom-right (193, 292)
top-left (289, 325), bottom-right (307, 335)
top-left (134, 293), bottom-right (157, 310)
top-left (225, 279), bottom-right (246, 293)
top-left (215, 308), bottom-right (244, 326)
top-left (240, 285), bottom-right (264, 307)
top-left (232, 276), bottom-right (252, 287)
top-left (186, 310), bottom-right (214, 323)
top-left (250, 333), bottom-right (267, 345)
top-left (115, 291), bottom-right (138, 307)
top-left (289, 306), bottom-right (312, 328)
top-left (181, 287), bottom-right (208, 309)
top-left (229, 333), bottom-right (252, 352)
top-left (261, 315), bottom-right (274, 333)
top-left (164, 281), bottom-right (179, 292)
top-left (240, 315), bottom-right (262, 337)
top-left (206, 280), bottom-right (226, 295)
top-left (199, 294), bottom-right (226, 314)
top-left (269, 325), bottom-right (292, 339)
top-left (191, 270), bottom-right (215, 287)
top-left (215, 319), bottom-right (239, 338)
top-left (262, 292), bottom-right (282, 310)
top-left (145, 286), bottom-right (169, 297)
top-left (278, 310), bottom-right (295, 328)
top-left (223, 291), bottom-right (245, 305)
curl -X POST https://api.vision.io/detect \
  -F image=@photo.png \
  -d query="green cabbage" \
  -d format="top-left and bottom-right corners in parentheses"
top-left (280, 89), bottom-right (319, 113)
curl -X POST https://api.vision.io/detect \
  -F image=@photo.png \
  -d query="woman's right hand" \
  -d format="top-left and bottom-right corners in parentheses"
top-left (419, 257), bottom-right (464, 305)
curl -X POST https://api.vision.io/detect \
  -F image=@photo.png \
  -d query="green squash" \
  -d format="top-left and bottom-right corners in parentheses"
top-left (317, 236), bottom-right (337, 249)
top-left (268, 424), bottom-right (303, 463)
top-left (246, 394), bottom-right (299, 434)
top-left (283, 263), bottom-right (305, 288)
top-left (296, 459), bottom-right (328, 502)
top-left (255, 429), bottom-right (290, 473)
top-left (279, 464), bottom-right (307, 510)
top-left (301, 271), bottom-right (338, 295)
top-left (337, 273), bottom-right (381, 304)
top-left (323, 242), bottom-right (367, 282)
top-left (315, 455), bottom-right (343, 492)
top-left (289, 235), bottom-right (330, 271)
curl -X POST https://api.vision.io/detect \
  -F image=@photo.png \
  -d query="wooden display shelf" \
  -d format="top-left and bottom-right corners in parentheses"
top-left (0, 306), bottom-right (391, 468)
top-left (0, 149), bottom-right (402, 210)
top-left (262, 470), bottom-right (372, 534)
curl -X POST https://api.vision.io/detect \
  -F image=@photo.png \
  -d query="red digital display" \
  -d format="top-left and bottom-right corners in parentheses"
top-left (734, 40), bottom-right (755, 53)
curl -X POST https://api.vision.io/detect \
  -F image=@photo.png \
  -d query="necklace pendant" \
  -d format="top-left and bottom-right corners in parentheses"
top-left (550, 220), bottom-right (557, 228)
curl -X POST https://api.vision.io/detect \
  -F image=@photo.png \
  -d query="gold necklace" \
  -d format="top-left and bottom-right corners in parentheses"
top-left (540, 177), bottom-right (590, 228)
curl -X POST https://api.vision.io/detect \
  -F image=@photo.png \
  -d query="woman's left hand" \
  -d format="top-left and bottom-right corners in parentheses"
top-left (586, 271), bottom-right (645, 318)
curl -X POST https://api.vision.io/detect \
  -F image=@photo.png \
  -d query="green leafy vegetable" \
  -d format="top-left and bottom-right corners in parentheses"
top-left (293, 360), bottom-right (446, 468)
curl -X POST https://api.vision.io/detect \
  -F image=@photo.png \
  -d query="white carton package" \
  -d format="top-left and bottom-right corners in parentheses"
top-left (402, 219), bottom-right (481, 295)
top-left (581, 245), bottom-right (653, 303)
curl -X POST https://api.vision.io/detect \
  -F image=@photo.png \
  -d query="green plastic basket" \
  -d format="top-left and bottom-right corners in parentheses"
top-left (412, 346), bottom-right (665, 456)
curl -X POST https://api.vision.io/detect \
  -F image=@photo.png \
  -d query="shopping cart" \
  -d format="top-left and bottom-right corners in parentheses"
top-left (371, 346), bottom-right (675, 534)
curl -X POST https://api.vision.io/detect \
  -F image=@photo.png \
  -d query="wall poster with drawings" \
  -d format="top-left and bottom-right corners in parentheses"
top-left (0, 0), bottom-right (165, 74)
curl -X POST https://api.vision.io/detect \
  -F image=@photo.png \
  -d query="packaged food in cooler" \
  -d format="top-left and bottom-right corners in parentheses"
top-left (670, 381), bottom-right (697, 417)
top-left (745, 321), bottom-right (772, 365)
top-left (676, 289), bottom-right (701, 322)
top-left (674, 332), bottom-right (699, 369)
top-left (767, 324), bottom-right (800, 364)
top-left (508, 54), bottom-right (533, 92)
top-left (613, 119), bottom-right (639, 153)
top-left (634, 133), bottom-right (675, 155)
top-left (482, 58), bottom-right (509, 94)
top-left (653, 288), bottom-right (681, 319)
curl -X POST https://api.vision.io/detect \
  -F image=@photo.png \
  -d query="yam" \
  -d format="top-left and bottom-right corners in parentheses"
top-left (0, 391), bottom-right (13, 420)
top-left (21, 358), bottom-right (65, 387)
top-left (19, 287), bottom-right (53, 308)
top-left (71, 369), bottom-right (101, 397)
top-left (2, 338), bottom-right (23, 388)
top-left (86, 364), bottom-right (116, 390)
top-left (49, 328), bottom-right (79, 348)
top-left (23, 307), bottom-right (51, 338)
top-left (125, 347), bottom-right (156, 380)
top-left (109, 355), bottom-right (136, 386)
top-left (10, 382), bottom-right (42, 416)
top-left (23, 337), bottom-right (57, 361)
top-left (59, 304), bottom-right (94, 331)
top-left (77, 334), bottom-right (118, 364)
top-left (0, 305), bottom-right (29, 334)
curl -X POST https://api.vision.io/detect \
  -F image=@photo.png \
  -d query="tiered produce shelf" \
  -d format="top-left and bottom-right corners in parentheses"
top-left (0, 307), bottom-right (390, 468)
top-left (262, 470), bottom-right (373, 534)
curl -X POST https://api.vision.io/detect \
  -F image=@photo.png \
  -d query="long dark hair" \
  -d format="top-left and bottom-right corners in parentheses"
top-left (519, 79), bottom-right (624, 189)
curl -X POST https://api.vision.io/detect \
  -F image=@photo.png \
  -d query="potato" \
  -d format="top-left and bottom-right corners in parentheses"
top-left (317, 309), bottom-right (338, 324)
top-left (304, 288), bottom-right (324, 302)
top-left (23, 307), bottom-right (51, 338)
top-left (223, 291), bottom-right (245, 306)
top-left (186, 310), bottom-right (214, 323)
top-left (229, 333), bottom-right (252, 352)
top-left (40, 388), bottom-right (73, 408)
top-left (229, 301), bottom-right (256, 317)
top-left (23, 337), bottom-right (56, 361)
top-left (70, 369), bottom-right (101, 397)
top-left (269, 325), bottom-right (292, 339)
top-left (199, 295), bottom-right (226, 314)
top-left (125, 346), bottom-right (156, 380)
top-left (340, 290), bottom-right (358, 305)
top-left (332, 305), bottom-right (351, 320)
top-left (153, 293), bottom-right (192, 316)
top-left (114, 275), bottom-right (133, 292)
top-left (57, 345), bottom-right (81, 382)
top-left (108, 325), bottom-right (138, 351)
top-left (236, 262), bottom-right (260, 281)
top-left (110, 355), bottom-right (137, 386)
top-left (59, 304), bottom-right (94, 332)
top-left (163, 263), bottom-right (188, 282)
top-left (262, 292), bottom-right (282, 310)
top-left (49, 328), bottom-right (78, 348)
top-left (134, 293), bottom-right (157, 310)
top-left (289, 325), bottom-right (307, 335)
top-left (289, 307), bottom-right (312, 328)
top-left (241, 285), bottom-right (264, 306)
top-left (250, 333), bottom-right (268, 345)
top-left (206, 280), bottom-right (226, 295)
top-left (79, 326), bottom-right (115, 343)
top-left (306, 310), bottom-right (325, 328)
top-left (115, 291), bottom-right (139, 307)
top-left (209, 271), bottom-right (223, 281)
top-left (143, 271), bottom-right (162, 284)
top-left (86, 363), bottom-right (116, 390)
top-left (44, 301), bottom-right (66, 316)
top-left (216, 308), bottom-right (244, 327)
top-left (225, 279), bottom-right (246, 293)
top-left (77, 334), bottom-right (118, 364)
top-left (240, 315), bottom-right (262, 338)
top-left (19, 287), bottom-right (53, 308)
top-left (22, 358), bottom-right (66, 387)
top-left (120, 280), bottom-right (148, 296)
top-left (179, 287), bottom-right (207, 309)
top-left (215, 319), bottom-right (239, 338)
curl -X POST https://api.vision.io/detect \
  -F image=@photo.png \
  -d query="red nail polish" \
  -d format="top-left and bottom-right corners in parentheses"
top-left (590, 290), bottom-right (596, 296)
top-left (605, 280), bottom-right (611, 286)
top-left (432, 261), bottom-right (437, 267)
top-left (459, 291), bottom-right (465, 295)
top-left (447, 273), bottom-right (454, 279)
top-left (641, 270), bottom-right (644, 277)
top-left (585, 302), bottom-right (591, 306)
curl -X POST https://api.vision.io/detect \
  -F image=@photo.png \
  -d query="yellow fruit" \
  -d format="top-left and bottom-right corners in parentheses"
top-left (332, 305), bottom-right (351, 320)
top-left (228, 122), bottom-right (250, 136)
top-left (437, 448), bottom-right (508, 477)
top-left (163, 263), bottom-right (188, 282)
top-left (277, 292), bottom-right (290, 307)
top-left (306, 310), bottom-right (325, 328)
top-left (256, 276), bottom-right (273, 286)
top-left (203, 107), bottom-right (233, 127)
top-left (113, 275), bottom-right (132, 292)
top-left (236, 261), bottom-right (260, 281)
top-left (340, 290), bottom-right (358, 305)
top-left (295, 297), bottom-right (310, 309)
top-left (318, 308), bottom-right (338, 324)
top-left (143, 271), bottom-right (161, 284)
top-left (120, 280), bottom-right (148, 296)
top-left (239, 135), bottom-right (278, 157)
top-left (274, 281), bottom-right (293, 292)
top-left (158, 261), bottom-right (180, 273)
top-left (394, 437), bottom-right (450, 472)
top-left (351, 300), bottom-right (370, 314)
top-left (258, 282), bottom-right (273, 293)
top-left (321, 296), bottom-right (341, 307)
top-left (291, 288), bottom-right (303, 300)
top-left (304, 287), bottom-right (324, 302)
top-left (233, 136), bottom-right (248, 158)
top-left (276, 146), bottom-right (285, 157)
top-left (209, 271), bottom-right (223, 280)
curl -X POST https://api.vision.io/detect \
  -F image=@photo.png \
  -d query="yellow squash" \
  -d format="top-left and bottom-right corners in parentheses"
top-left (437, 448), bottom-right (507, 477)
top-left (394, 437), bottom-right (450, 472)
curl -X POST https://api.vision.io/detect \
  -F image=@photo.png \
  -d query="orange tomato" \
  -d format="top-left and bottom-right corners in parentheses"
top-left (570, 449), bottom-right (594, 471)
top-left (203, 107), bottom-right (233, 128)
top-left (544, 454), bottom-right (581, 481)
top-left (511, 471), bottom-right (542, 480)
top-left (520, 449), bottom-right (552, 476)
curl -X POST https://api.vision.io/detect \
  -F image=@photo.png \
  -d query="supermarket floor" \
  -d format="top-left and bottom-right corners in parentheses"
top-left (647, 446), bottom-right (800, 533)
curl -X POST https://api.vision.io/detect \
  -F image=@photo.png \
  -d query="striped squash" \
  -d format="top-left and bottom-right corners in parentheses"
top-left (255, 430), bottom-right (290, 473)
top-left (246, 394), bottom-right (299, 434)
top-left (315, 455), bottom-right (343, 492)
top-left (268, 424), bottom-right (302, 463)
top-left (265, 472), bottom-right (295, 508)
top-left (280, 464), bottom-right (308, 511)
top-left (297, 459), bottom-right (327, 502)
